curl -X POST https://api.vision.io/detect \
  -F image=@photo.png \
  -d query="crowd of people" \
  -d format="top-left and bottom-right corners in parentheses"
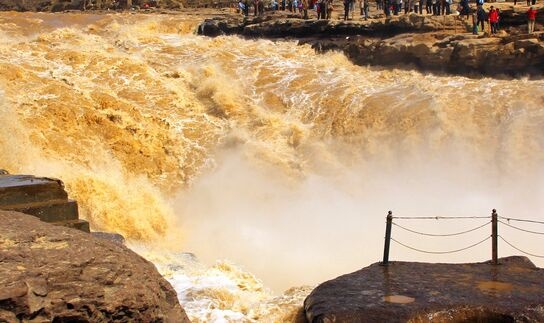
top-left (238, 0), bottom-right (539, 34)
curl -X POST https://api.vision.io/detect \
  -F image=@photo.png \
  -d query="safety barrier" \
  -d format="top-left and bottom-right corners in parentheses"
top-left (382, 209), bottom-right (544, 265)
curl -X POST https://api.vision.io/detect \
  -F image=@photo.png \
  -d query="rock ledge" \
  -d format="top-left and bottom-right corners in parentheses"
top-left (304, 256), bottom-right (544, 322)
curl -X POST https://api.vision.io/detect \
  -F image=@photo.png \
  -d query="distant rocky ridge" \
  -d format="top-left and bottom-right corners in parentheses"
top-left (198, 9), bottom-right (544, 77)
top-left (0, 210), bottom-right (190, 322)
top-left (304, 256), bottom-right (544, 323)
top-left (309, 32), bottom-right (544, 77)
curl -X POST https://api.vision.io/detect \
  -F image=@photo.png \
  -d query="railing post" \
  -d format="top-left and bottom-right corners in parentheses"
top-left (492, 209), bottom-right (498, 265)
top-left (383, 211), bottom-right (393, 265)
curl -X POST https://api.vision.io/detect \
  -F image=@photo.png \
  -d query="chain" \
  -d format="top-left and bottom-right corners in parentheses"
top-left (393, 216), bottom-right (491, 220)
top-left (390, 236), bottom-right (490, 254)
top-left (499, 236), bottom-right (544, 258)
top-left (392, 221), bottom-right (490, 237)
top-left (498, 216), bottom-right (544, 225)
top-left (498, 220), bottom-right (544, 235)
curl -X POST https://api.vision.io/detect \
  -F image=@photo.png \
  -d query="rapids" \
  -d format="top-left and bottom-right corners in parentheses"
top-left (1, 11), bottom-right (544, 322)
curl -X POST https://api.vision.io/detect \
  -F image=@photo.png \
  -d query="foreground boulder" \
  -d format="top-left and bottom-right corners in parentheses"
top-left (0, 210), bottom-right (190, 322)
top-left (304, 256), bottom-right (544, 322)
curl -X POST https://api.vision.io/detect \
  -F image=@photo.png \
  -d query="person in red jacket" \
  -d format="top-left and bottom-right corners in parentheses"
top-left (488, 6), bottom-right (499, 34)
top-left (527, 6), bottom-right (537, 34)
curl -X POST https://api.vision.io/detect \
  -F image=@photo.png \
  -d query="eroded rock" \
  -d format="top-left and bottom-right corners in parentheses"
top-left (0, 210), bottom-right (190, 322)
top-left (304, 256), bottom-right (544, 322)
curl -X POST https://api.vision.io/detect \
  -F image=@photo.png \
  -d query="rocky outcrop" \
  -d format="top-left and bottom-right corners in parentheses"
top-left (198, 13), bottom-right (468, 38)
top-left (198, 8), bottom-right (544, 38)
top-left (0, 174), bottom-right (90, 232)
top-left (304, 256), bottom-right (544, 323)
top-left (0, 210), bottom-right (190, 322)
top-left (310, 32), bottom-right (544, 77)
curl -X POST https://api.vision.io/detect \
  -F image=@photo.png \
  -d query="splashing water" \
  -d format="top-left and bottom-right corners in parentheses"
top-left (1, 11), bottom-right (544, 321)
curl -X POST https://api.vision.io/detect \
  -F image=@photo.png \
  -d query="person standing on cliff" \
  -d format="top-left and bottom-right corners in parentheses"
top-left (384, 0), bottom-right (391, 16)
top-left (443, 0), bottom-right (451, 14)
top-left (302, 0), bottom-right (309, 19)
top-left (394, 0), bottom-right (401, 15)
top-left (476, 5), bottom-right (486, 33)
top-left (243, 0), bottom-right (250, 15)
top-left (460, 0), bottom-right (469, 19)
top-left (432, 0), bottom-right (439, 15)
top-left (426, 0), bottom-right (432, 14)
top-left (471, 9), bottom-right (479, 34)
top-left (327, 0), bottom-right (334, 19)
top-left (488, 6), bottom-right (498, 34)
top-left (527, 6), bottom-right (537, 33)
top-left (344, 0), bottom-right (350, 19)
top-left (361, 0), bottom-right (370, 19)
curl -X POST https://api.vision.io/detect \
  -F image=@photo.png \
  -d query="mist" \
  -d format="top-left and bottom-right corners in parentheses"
top-left (174, 146), bottom-right (544, 292)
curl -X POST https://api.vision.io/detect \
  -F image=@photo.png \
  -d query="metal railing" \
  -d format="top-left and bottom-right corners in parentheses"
top-left (382, 209), bottom-right (544, 265)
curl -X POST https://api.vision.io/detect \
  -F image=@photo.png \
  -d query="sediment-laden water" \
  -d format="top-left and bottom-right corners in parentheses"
top-left (1, 12), bottom-right (543, 321)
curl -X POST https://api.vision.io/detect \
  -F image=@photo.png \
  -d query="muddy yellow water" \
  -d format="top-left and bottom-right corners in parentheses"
top-left (1, 11), bottom-right (543, 322)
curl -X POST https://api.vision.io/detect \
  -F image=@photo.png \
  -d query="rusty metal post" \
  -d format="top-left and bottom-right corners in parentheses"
top-left (382, 211), bottom-right (393, 265)
top-left (492, 209), bottom-right (498, 265)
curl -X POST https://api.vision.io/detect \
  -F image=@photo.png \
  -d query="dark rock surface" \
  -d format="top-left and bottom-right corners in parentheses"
top-left (0, 210), bottom-right (190, 322)
top-left (309, 32), bottom-right (544, 77)
top-left (197, 8), bottom-right (544, 38)
top-left (0, 174), bottom-right (90, 232)
top-left (304, 256), bottom-right (544, 323)
top-left (197, 14), bottom-right (460, 38)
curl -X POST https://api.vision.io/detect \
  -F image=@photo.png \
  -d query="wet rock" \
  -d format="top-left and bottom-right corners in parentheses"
top-left (0, 210), bottom-right (190, 322)
top-left (310, 32), bottom-right (544, 77)
top-left (304, 256), bottom-right (544, 323)
top-left (197, 17), bottom-right (246, 36)
top-left (198, 14), bottom-right (463, 38)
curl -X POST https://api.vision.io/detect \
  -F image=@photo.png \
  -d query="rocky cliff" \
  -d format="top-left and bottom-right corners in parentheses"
top-left (309, 32), bottom-right (544, 77)
top-left (198, 9), bottom-right (544, 77)
top-left (304, 256), bottom-right (544, 323)
top-left (0, 210), bottom-right (190, 322)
